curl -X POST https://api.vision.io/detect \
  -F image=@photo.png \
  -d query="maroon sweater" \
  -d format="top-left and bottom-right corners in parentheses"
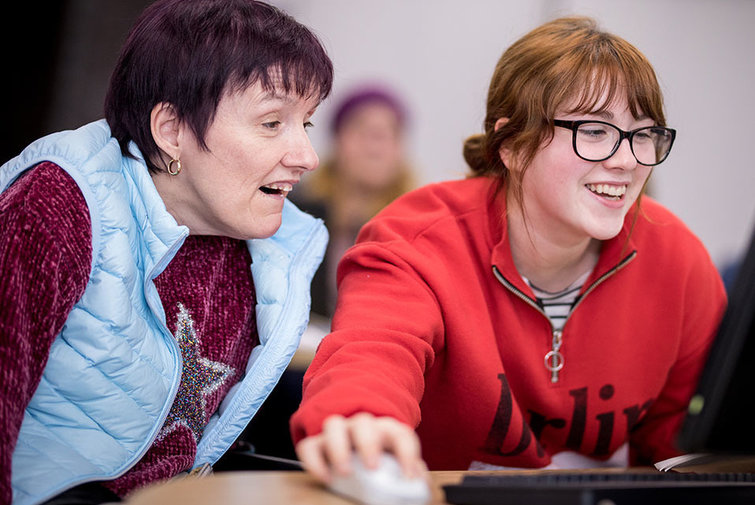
top-left (0, 162), bottom-right (258, 501)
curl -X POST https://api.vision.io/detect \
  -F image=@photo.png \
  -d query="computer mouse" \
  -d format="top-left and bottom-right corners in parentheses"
top-left (327, 452), bottom-right (432, 505)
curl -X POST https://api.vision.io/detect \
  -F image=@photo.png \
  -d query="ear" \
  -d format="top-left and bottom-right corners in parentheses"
top-left (494, 117), bottom-right (515, 169)
top-left (150, 102), bottom-right (181, 162)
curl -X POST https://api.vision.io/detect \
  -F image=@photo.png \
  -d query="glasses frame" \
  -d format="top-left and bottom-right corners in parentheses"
top-left (553, 119), bottom-right (677, 167)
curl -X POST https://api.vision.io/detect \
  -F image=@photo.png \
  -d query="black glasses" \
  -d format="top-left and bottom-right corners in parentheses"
top-left (553, 119), bottom-right (676, 166)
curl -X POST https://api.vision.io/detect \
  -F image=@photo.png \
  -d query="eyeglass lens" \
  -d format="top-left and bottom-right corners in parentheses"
top-left (575, 122), bottom-right (674, 166)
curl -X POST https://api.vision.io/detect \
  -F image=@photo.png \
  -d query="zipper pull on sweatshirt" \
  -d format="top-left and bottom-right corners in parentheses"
top-left (545, 329), bottom-right (564, 383)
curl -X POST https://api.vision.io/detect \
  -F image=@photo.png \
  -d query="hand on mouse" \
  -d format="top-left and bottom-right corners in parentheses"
top-left (295, 412), bottom-right (427, 483)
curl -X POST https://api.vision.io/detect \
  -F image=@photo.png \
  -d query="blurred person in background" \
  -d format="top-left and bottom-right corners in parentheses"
top-left (292, 85), bottom-right (416, 319)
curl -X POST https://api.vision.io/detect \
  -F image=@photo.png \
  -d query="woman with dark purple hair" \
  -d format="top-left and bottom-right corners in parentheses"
top-left (0, 1), bottom-right (332, 503)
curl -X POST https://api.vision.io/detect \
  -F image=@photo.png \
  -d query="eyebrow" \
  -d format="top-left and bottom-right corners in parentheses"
top-left (258, 91), bottom-right (293, 104)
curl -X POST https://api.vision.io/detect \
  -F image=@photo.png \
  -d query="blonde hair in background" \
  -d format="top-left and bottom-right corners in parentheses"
top-left (305, 158), bottom-right (416, 222)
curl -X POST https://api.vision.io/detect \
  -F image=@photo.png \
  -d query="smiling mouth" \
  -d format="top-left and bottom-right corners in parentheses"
top-left (259, 182), bottom-right (293, 197)
top-left (586, 183), bottom-right (627, 201)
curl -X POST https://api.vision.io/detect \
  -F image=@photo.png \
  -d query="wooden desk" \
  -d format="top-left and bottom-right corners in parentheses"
top-left (124, 470), bottom-right (466, 505)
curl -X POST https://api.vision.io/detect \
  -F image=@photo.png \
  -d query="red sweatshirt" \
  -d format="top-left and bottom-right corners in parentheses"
top-left (0, 163), bottom-right (257, 501)
top-left (291, 176), bottom-right (726, 470)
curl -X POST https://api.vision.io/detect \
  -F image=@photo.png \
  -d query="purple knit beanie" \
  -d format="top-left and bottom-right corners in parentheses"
top-left (330, 85), bottom-right (408, 133)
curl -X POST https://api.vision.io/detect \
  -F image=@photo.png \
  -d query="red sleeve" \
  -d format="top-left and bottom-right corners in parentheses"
top-left (290, 236), bottom-right (440, 444)
top-left (0, 162), bottom-right (91, 503)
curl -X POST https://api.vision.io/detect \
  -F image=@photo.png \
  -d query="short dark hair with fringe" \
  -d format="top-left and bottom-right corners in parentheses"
top-left (105, 0), bottom-right (333, 173)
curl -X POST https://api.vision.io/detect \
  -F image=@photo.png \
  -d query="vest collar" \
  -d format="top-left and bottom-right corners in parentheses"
top-left (121, 142), bottom-right (189, 279)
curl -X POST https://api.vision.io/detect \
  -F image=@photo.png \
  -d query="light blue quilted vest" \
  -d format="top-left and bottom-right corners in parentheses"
top-left (0, 120), bottom-right (327, 505)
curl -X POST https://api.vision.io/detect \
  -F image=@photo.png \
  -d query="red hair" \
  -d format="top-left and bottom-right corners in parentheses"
top-left (463, 16), bottom-right (666, 208)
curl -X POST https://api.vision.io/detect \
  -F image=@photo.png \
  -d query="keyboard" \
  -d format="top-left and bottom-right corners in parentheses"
top-left (442, 471), bottom-right (755, 505)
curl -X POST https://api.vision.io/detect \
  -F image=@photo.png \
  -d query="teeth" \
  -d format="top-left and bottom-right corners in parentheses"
top-left (587, 183), bottom-right (626, 198)
top-left (261, 182), bottom-right (293, 194)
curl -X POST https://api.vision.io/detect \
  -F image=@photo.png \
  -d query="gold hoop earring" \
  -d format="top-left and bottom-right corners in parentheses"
top-left (167, 159), bottom-right (182, 176)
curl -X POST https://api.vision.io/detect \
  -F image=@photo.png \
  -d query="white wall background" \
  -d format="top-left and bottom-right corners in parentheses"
top-left (273, 0), bottom-right (755, 269)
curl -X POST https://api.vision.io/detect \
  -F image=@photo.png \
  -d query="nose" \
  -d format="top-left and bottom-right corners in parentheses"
top-left (282, 128), bottom-right (319, 172)
top-left (604, 137), bottom-right (637, 170)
